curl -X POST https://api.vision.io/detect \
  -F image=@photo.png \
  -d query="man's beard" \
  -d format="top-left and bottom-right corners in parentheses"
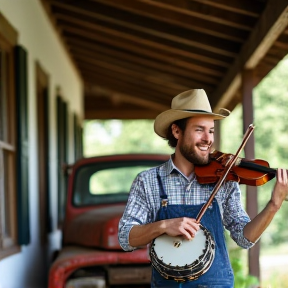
top-left (179, 143), bottom-right (210, 165)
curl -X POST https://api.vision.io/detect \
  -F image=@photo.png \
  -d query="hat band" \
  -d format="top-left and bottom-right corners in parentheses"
top-left (182, 109), bottom-right (211, 113)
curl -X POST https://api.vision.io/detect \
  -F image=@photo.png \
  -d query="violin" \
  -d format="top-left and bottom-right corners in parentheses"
top-left (194, 150), bottom-right (276, 186)
top-left (194, 124), bottom-right (281, 223)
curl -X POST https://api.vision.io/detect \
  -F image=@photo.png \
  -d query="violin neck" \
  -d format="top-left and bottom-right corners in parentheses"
top-left (238, 160), bottom-right (276, 175)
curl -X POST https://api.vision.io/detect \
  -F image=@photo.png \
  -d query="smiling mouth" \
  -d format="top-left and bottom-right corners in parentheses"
top-left (198, 145), bottom-right (210, 152)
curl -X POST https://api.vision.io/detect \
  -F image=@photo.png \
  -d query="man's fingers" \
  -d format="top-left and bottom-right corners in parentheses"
top-left (181, 218), bottom-right (200, 240)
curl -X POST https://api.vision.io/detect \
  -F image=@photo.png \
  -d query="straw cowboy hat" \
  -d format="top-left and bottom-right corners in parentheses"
top-left (154, 89), bottom-right (230, 138)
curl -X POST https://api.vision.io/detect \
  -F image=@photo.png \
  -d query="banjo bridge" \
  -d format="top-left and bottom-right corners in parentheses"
top-left (173, 240), bottom-right (182, 248)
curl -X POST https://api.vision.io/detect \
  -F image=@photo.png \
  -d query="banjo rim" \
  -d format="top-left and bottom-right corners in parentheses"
top-left (150, 224), bottom-right (215, 282)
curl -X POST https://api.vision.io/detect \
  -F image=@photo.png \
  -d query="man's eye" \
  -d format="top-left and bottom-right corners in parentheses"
top-left (209, 130), bottom-right (215, 134)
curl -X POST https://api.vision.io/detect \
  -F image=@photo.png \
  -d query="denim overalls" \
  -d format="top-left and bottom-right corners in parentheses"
top-left (151, 172), bottom-right (234, 288)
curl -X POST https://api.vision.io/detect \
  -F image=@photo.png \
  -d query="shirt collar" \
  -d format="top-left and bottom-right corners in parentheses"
top-left (161, 154), bottom-right (194, 181)
top-left (160, 156), bottom-right (174, 176)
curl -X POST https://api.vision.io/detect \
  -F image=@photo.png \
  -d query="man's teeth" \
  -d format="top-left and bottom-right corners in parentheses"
top-left (199, 146), bottom-right (209, 151)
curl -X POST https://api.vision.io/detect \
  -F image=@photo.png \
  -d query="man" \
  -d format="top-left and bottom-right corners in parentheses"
top-left (118, 89), bottom-right (288, 287)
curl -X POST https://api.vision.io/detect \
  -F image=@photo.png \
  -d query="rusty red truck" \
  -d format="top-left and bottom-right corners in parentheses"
top-left (48, 154), bottom-right (169, 288)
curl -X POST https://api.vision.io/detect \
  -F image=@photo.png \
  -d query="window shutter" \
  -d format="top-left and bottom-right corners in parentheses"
top-left (15, 45), bottom-right (30, 245)
top-left (73, 113), bottom-right (83, 161)
top-left (57, 96), bottom-right (68, 226)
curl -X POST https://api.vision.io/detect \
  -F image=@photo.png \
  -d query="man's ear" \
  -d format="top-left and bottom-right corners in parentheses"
top-left (171, 124), bottom-right (181, 139)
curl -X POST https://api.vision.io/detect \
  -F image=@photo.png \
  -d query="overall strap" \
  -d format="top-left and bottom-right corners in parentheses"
top-left (156, 167), bottom-right (168, 206)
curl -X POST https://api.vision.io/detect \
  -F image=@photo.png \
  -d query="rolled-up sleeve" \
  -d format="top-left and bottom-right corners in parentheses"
top-left (222, 181), bottom-right (255, 249)
top-left (118, 172), bottom-right (156, 251)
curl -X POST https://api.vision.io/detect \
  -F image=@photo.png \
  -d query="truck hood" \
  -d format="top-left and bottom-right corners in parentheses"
top-left (63, 205), bottom-right (126, 250)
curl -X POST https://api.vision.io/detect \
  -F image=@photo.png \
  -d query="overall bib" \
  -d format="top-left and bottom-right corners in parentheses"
top-left (151, 173), bottom-right (234, 288)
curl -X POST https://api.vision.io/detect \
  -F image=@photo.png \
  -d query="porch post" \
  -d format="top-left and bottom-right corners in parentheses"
top-left (241, 69), bottom-right (260, 280)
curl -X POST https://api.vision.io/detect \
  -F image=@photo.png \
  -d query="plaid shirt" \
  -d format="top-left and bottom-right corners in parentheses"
top-left (118, 157), bottom-right (254, 251)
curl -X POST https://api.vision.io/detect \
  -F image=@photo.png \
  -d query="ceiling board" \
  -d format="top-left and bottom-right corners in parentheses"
top-left (41, 0), bottom-right (288, 119)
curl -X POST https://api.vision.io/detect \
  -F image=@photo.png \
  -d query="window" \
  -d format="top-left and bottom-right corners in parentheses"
top-left (0, 13), bottom-right (19, 258)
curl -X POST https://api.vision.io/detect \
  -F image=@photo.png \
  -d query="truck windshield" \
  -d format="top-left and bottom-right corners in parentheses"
top-left (72, 159), bottom-right (164, 206)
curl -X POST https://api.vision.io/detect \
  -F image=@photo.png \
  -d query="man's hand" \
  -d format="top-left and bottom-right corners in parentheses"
top-left (271, 168), bottom-right (288, 209)
top-left (161, 217), bottom-right (200, 241)
top-left (129, 217), bottom-right (200, 248)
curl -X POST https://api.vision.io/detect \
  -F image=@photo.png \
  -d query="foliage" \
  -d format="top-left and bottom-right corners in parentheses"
top-left (231, 257), bottom-right (259, 288)
top-left (84, 119), bottom-right (173, 157)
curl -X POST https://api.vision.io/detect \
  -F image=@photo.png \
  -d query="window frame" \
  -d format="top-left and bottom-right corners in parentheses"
top-left (0, 13), bottom-right (20, 259)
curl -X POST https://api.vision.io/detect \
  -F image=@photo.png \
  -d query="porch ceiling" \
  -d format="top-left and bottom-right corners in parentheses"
top-left (40, 0), bottom-right (288, 119)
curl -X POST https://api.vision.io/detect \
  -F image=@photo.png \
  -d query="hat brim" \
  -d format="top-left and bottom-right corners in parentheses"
top-left (154, 109), bottom-right (228, 138)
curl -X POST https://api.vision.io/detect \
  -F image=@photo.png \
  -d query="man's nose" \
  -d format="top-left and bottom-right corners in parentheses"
top-left (202, 131), bottom-right (213, 142)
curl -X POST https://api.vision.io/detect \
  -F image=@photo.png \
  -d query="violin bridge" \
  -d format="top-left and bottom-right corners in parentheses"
top-left (235, 157), bottom-right (241, 166)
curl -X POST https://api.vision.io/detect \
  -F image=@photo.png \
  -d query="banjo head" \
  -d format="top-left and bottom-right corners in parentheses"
top-left (150, 224), bottom-right (215, 282)
top-left (153, 228), bottom-right (207, 266)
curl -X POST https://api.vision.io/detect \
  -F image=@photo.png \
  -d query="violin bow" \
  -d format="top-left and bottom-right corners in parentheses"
top-left (196, 124), bottom-right (255, 223)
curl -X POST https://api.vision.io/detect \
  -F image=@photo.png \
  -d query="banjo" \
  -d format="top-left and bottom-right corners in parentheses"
top-left (150, 124), bottom-right (255, 282)
top-left (150, 224), bottom-right (215, 282)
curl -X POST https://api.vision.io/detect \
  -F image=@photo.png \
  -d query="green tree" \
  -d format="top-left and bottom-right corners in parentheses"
top-left (84, 119), bottom-right (173, 156)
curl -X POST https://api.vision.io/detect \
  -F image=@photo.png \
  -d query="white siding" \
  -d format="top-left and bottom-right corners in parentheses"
top-left (0, 1), bottom-right (83, 287)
